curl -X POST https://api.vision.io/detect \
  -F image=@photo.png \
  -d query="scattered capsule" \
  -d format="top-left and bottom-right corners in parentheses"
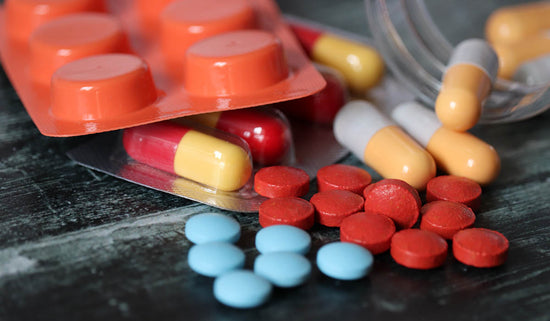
top-left (493, 37), bottom-right (550, 79)
top-left (435, 39), bottom-right (499, 131)
top-left (391, 101), bottom-right (500, 185)
top-left (485, 1), bottom-right (550, 45)
top-left (123, 121), bottom-right (253, 191)
top-left (289, 22), bottom-right (384, 93)
top-left (183, 108), bottom-right (293, 165)
top-left (333, 100), bottom-right (436, 190)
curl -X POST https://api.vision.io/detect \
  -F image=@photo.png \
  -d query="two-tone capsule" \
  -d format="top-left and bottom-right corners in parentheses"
top-left (486, 1), bottom-right (550, 79)
top-left (123, 121), bottom-right (253, 191)
top-left (333, 100), bottom-right (436, 190)
top-left (435, 39), bottom-right (499, 131)
top-left (391, 101), bottom-right (500, 185)
top-left (183, 108), bottom-right (293, 165)
top-left (289, 22), bottom-right (384, 93)
top-left (485, 1), bottom-right (550, 45)
top-left (492, 37), bottom-right (550, 80)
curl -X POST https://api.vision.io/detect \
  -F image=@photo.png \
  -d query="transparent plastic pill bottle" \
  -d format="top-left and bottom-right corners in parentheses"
top-left (365, 0), bottom-right (550, 124)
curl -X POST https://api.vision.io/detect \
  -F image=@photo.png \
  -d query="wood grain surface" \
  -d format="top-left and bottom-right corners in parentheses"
top-left (1, 1), bottom-right (549, 320)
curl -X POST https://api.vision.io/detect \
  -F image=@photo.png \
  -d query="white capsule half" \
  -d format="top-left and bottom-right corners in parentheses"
top-left (513, 53), bottom-right (550, 86)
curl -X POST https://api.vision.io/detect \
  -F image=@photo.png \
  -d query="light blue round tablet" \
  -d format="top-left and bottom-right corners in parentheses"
top-left (214, 270), bottom-right (272, 309)
top-left (255, 225), bottom-right (311, 254)
top-left (185, 213), bottom-right (241, 244)
top-left (254, 252), bottom-right (312, 288)
top-left (316, 242), bottom-right (373, 280)
top-left (188, 242), bottom-right (245, 277)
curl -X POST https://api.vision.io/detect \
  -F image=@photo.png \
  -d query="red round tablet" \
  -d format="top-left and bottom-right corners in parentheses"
top-left (258, 197), bottom-right (315, 230)
top-left (426, 175), bottom-right (482, 210)
top-left (452, 228), bottom-right (509, 268)
top-left (391, 229), bottom-right (448, 269)
top-left (309, 190), bottom-right (364, 227)
top-left (317, 164), bottom-right (372, 195)
top-left (363, 179), bottom-right (421, 230)
top-left (420, 201), bottom-right (476, 239)
top-left (340, 211), bottom-right (396, 254)
top-left (254, 166), bottom-right (309, 198)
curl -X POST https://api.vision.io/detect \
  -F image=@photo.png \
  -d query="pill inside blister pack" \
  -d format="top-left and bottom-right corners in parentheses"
top-left (0, 0), bottom-right (325, 136)
top-left (67, 107), bottom-right (349, 212)
top-left (64, 49), bottom-right (350, 212)
top-left (0, 0), bottom-right (352, 212)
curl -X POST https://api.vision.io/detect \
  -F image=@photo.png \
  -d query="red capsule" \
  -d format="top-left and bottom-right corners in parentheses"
top-left (340, 212), bottom-right (396, 254)
top-left (426, 175), bottom-right (482, 210)
top-left (391, 229), bottom-right (448, 270)
top-left (363, 179), bottom-right (421, 230)
top-left (316, 164), bottom-right (372, 195)
top-left (276, 65), bottom-right (347, 125)
top-left (310, 190), bottom-right (364, 227)
top-left (452, 228), bottom-right (509, 268)
top-left (123, 121), bottom-right (252, 191)
top-left (259, 197), bottom-right (315, 230)
top-left (185, 108), bottom-right (293, 165)
top-left (254, 166), bottom-right (309, 198)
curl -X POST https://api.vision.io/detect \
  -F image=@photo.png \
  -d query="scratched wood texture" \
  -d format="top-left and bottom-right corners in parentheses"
top-left (1, 0), bottom-right (550, 320)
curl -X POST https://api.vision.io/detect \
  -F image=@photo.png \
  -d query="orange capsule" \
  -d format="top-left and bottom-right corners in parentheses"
top-left (485, 1), bottom-right (550, 45)
top-left (435, 39), bottom-right (499, 131)
top-left (333, 100), bottom-right (436, 190)
top-left (391, 101), bottom-right (500, 185)
top-left (493, 37), bottom-right (550, 79)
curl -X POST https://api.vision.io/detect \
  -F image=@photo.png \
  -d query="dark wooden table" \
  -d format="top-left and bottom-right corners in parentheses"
top-left (1, 1), bottom-right (549, 320)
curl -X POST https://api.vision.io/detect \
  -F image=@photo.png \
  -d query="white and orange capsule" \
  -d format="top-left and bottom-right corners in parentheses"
top-left (485, 1), bottom-right (550, 45)
top-left (391, 101), bottom-right (500, 185)
top-left (333, 100), bottom-right (436, 190)
top-left (492, 37), bottom-right (550, 79)
top-left (435, 39), bottom-right (499, 132)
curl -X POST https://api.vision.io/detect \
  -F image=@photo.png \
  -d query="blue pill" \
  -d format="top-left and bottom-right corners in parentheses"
top-left (316, 242), bottom-right (373, 280)
top-left (255, 225), bottom-right (311, 254)
top-left (188, 242), bottom-right (245, 277)
top-left (214, 270), bottom-right (272, 309)
top-left (254, 252), bottom-right (312, 288)
top-left (185, 213), bottom-right (241, 244)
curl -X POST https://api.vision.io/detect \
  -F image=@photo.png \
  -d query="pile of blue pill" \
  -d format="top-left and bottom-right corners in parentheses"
top-left (185, 212), bottom-right (374, 309)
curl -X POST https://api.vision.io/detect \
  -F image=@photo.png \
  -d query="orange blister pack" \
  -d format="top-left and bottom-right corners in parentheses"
top-left (0, 0), bottom-right (325, 136)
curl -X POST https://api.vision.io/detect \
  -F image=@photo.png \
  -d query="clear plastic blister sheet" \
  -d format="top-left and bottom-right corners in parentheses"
top-left (67, 117), bottom-right (348, 213)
